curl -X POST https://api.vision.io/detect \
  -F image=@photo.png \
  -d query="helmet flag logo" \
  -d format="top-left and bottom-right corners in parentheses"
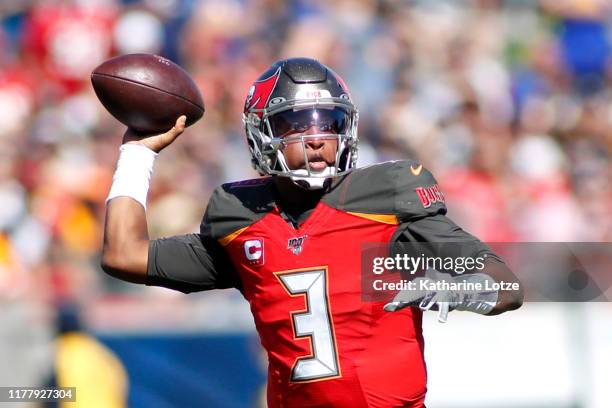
top-left (244, 67), bottom-right (281, 114)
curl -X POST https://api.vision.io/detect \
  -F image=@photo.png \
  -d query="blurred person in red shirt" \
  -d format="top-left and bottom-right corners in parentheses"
top-left (21, 0), bottom-right (117, 96)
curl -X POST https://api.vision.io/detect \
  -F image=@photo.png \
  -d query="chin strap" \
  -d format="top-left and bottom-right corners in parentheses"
top-left (290, 167), bottom-right (336, 190)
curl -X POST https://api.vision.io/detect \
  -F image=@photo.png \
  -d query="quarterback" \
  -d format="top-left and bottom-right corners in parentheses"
top-left (101, 58), bottom-right (523, 407)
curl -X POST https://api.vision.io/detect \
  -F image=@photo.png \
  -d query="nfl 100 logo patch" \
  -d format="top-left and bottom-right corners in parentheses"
top-left (287, 235), bottom-right (307, 255)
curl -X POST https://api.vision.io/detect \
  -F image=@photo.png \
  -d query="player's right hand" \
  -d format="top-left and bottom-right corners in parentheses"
top-left (122, 115), bottom-right (186, 153)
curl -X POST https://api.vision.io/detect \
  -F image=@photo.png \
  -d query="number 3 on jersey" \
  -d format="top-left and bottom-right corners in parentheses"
top-left (276, 267), bottom-right (341, 382)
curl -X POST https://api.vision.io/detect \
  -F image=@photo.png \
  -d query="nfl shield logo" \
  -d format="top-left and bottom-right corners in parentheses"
top-left (287, 236), bottom-right (307, 255)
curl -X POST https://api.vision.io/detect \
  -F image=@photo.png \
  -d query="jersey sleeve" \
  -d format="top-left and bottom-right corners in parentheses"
top-left (325, 160), bottom-right (447, 221)
top-left (147, 233), bottom-right (241, 293)
top-left (391, 160), bottom-right (447, 221)
top-left (200, 179), bottom-right (275, 243)
top-left (395, 213), bottom-right (504, 264)
top-left (148, 179), bottom-right (275, 293)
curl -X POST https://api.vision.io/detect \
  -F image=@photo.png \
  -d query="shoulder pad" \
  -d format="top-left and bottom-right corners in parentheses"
top-left (392, 160), bottom-right (447, 220)
top-left (324, 160), bottom-right (446, 221)
top-left (200, 177), bottom-right (275, 243)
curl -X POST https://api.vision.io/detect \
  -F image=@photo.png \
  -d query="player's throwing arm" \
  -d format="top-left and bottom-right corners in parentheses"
top-left (93, 54), bottom-right (203, 281)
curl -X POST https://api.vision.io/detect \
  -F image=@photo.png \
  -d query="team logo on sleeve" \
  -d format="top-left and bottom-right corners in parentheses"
top-left (287, 235), bottom-right (307, 255)
top-left (244, 239), bottom-right (264, 265)
top-left (415, 184), bottom-right (445, 208)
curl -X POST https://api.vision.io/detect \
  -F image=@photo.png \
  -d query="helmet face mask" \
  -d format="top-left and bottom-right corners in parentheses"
top-left (243, 58), bottom-right (359, 190)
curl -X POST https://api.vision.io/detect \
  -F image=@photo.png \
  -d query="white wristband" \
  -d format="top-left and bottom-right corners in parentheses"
top-left (106, 144), bottom-right (158, 210)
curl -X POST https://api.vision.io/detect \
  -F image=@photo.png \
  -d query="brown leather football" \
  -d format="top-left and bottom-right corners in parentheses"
top-left (91, 54), bottom-right (204, 134)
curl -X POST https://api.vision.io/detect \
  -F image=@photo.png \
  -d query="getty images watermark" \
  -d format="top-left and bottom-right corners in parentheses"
top-left (360, 242), bottom-right (612, 303)
top-left (370, 253), bottom-right (519, 292)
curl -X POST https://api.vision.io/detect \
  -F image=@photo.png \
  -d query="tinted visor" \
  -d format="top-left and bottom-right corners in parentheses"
top-left (269, 107), bottom-right (350, 138)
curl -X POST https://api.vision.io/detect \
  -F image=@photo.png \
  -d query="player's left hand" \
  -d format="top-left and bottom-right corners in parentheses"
top-left (384, 269), bottom-right (498, 323)
top-left (384, 269), bottom-right (459, 323)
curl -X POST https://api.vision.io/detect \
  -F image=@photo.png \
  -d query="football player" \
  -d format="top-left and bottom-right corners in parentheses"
top-left (101, 58), bottom-right (523, 407)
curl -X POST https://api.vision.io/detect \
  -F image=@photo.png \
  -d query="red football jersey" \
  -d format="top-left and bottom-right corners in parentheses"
top-left (224, 203), bottom-right (426, 407)
top-left (198, 161), bottom-right (448, 407)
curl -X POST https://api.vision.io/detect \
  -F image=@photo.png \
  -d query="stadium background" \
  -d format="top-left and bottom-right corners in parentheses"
top-left (0, 0), bottom-right (610, 407)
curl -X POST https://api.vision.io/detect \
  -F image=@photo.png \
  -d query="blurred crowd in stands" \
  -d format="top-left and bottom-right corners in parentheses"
top-left (0, 0), bottom-right (611, 306)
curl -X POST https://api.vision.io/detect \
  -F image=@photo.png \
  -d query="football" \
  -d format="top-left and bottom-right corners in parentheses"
top-left (91, 53), bottom-right (204, 134)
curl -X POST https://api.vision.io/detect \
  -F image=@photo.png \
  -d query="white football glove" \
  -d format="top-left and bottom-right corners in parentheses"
top-left (384, 268), bottom-right (499, 323)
